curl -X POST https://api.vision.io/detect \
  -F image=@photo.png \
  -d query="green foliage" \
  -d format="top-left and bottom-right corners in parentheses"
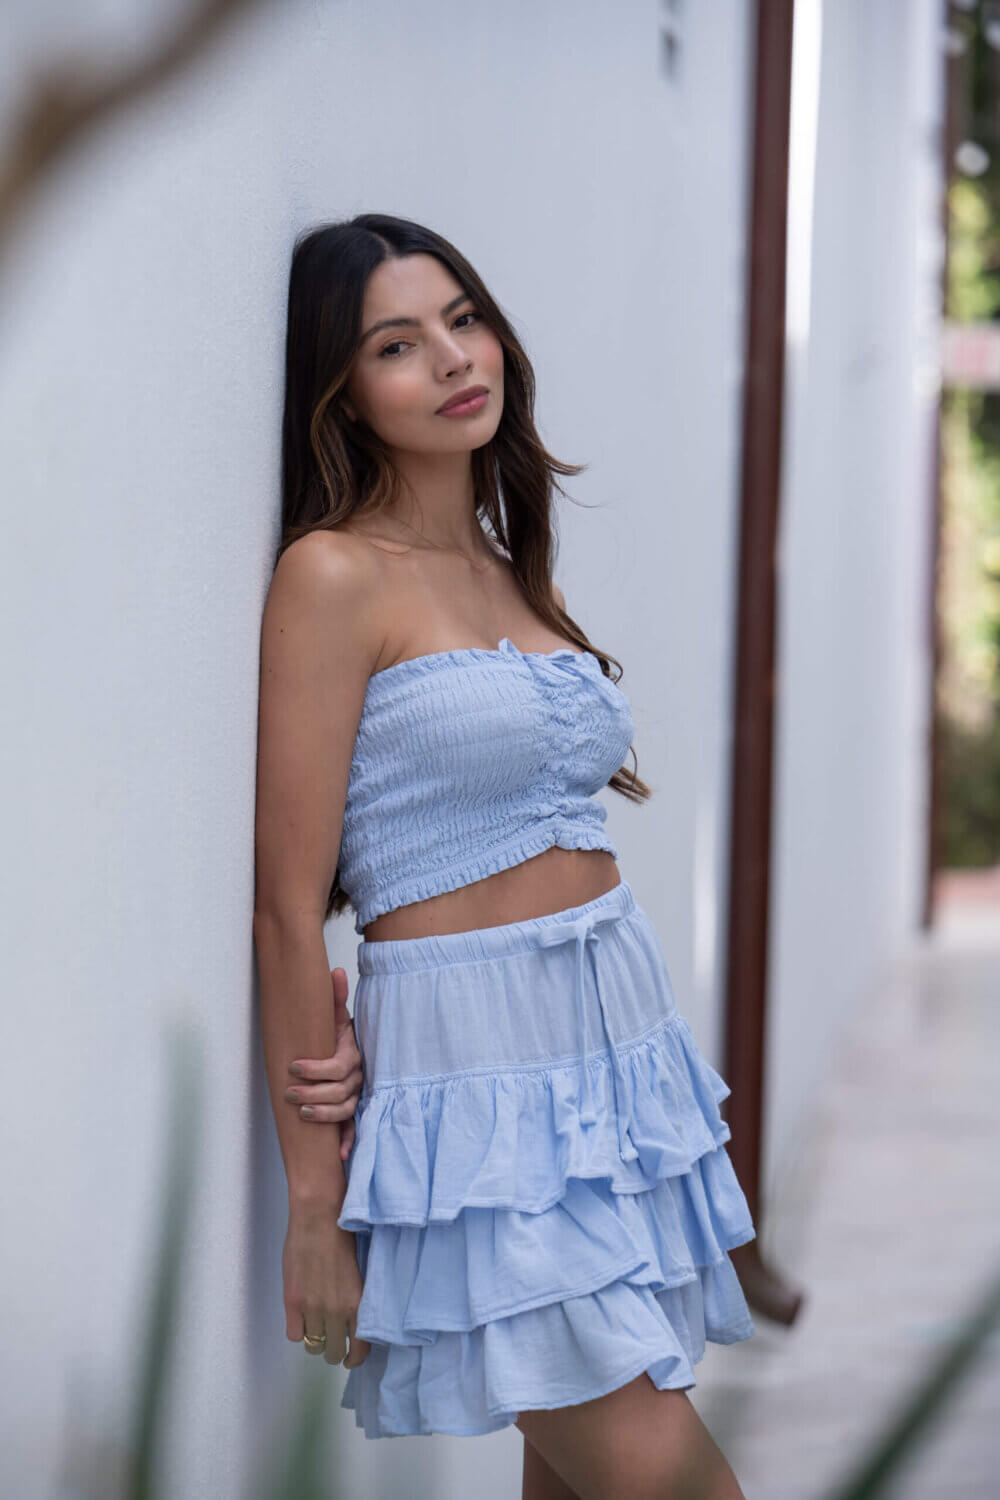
top-left (939, 709), bottom-right (1000, 863)
top-left (940, 168), bottom-right (1000, 863)
top-left (947, 180), bottom-right (1000, 321)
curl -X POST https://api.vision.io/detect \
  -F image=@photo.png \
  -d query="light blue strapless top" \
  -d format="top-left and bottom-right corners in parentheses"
top-left (338, 636), bottom-right (636, 933)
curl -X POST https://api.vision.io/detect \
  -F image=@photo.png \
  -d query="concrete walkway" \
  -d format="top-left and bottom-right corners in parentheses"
top-left (691, 887), bottom-right (1000, 1500)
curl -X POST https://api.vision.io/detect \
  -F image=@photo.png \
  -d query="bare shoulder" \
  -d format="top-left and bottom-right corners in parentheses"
top-left (271, 525), bottom-right (381, 597)
top-left (265, 527), bottom-right (386, 678)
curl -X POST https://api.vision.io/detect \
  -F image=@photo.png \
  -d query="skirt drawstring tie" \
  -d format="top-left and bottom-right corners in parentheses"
top-left (536, 908), bottom-right (640, 1163)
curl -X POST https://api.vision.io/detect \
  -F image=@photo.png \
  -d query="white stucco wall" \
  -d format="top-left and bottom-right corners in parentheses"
top-left (762, 0), bottom-right (943, 1214)
top-left (0, 1), bottom-right (940, 1496)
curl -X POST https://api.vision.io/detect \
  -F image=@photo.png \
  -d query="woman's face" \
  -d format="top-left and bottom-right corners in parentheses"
top-left (342, 253), bottom-right (505, 455)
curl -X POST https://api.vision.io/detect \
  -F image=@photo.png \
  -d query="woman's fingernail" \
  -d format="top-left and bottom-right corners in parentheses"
top-left (300, 1106), bottom-right (315, 1118)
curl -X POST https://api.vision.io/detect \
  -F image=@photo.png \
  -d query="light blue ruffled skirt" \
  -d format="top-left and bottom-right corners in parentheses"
top-left (338, 878), bottom-right (756, 1439)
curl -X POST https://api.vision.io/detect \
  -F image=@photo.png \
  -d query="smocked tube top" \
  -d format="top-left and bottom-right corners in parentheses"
top-left (337, 636), bottom-right (636, 934)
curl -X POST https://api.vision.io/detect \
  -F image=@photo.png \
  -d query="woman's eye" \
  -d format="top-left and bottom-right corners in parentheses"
top-left (378, 311), bottom-right (480, 358)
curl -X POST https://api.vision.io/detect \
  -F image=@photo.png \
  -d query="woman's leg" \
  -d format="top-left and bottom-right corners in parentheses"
top-left (515, 1375), bottom-right (746, 1500)
top-left (522, 1431), bottom-right (582, 1500)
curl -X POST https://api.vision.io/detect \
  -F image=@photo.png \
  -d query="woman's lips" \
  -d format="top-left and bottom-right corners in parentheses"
top-left (436, 390), bottom-right (488, 417)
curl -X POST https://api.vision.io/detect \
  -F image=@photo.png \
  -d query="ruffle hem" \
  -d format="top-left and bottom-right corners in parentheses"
top-left (338, 1010), bottom-right (756, 1438)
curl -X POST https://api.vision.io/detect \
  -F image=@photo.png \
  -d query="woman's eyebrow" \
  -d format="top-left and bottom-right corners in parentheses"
top-left (359, 292), bottom-right (471, 346)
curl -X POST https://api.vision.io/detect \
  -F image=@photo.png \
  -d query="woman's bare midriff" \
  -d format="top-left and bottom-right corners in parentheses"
top-left (361, 846), bottom-right (622, 942)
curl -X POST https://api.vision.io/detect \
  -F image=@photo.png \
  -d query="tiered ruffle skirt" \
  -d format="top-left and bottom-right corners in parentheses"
top-left (338, 879), bottom-right (756, 1438)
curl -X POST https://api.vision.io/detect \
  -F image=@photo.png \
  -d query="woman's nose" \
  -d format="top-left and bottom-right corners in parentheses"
top-left (434, 329), bottom-right (472, 367)
top-left (439, 350), bottom-right (473, 378)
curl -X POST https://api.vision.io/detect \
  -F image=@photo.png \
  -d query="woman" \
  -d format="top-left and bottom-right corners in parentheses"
top-left (253, 212), bottom-right (756, 1497)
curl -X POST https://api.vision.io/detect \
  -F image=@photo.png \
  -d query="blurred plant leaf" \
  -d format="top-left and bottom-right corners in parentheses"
top-left (124, 1019), bottom-right (204, 1500)
top-left (245, 1361), bottom-right (338, 1500)
top-left (819, 1263), bottom-right (1000, 1500)
top-left (0, 0), bottom-right (275, 265)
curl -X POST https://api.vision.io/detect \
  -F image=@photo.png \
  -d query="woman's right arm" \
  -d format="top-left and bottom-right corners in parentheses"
top-left (252, 530), bottom-right (383, 1364)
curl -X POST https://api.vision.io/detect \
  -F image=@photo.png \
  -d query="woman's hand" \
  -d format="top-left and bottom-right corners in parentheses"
top-left (284, 1202), bottom-right (372, 1367)
top-left (285, 966), bottom-right (364, 1162)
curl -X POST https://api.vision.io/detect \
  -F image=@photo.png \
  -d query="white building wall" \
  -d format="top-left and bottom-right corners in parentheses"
top-left (763, 0), bottom-right (943, 1212)
top-left (0, 2), bottom-right (940, 1496)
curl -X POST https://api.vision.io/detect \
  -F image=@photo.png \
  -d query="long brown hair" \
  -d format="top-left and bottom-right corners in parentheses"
top-left (277, 212), bottom-right (652, 924)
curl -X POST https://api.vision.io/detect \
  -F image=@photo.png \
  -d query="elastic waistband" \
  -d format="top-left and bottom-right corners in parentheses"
top-left (356, 879), bottom-right (636, 975)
